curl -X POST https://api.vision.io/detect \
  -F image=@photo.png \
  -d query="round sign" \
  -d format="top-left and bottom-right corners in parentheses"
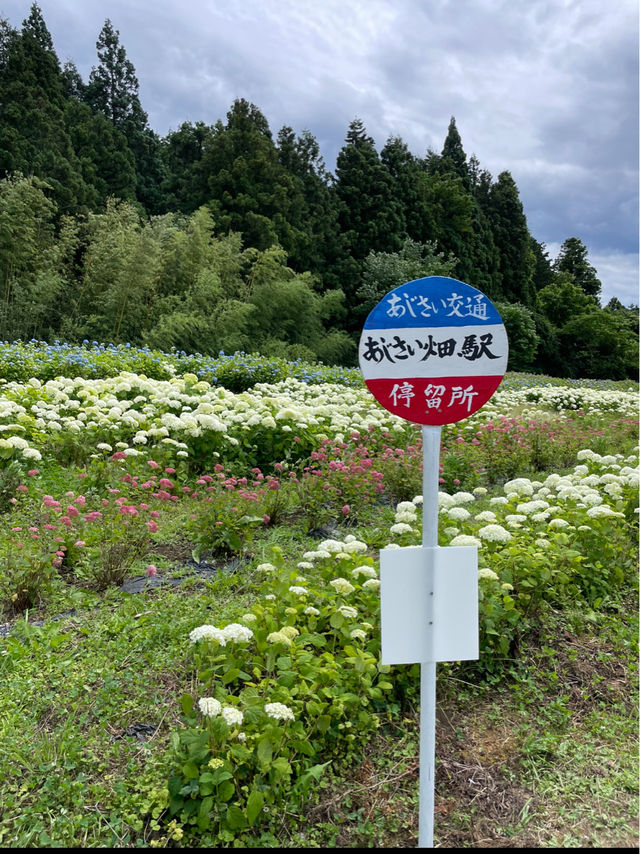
top-left (358, 276), bottom-right (508, 426)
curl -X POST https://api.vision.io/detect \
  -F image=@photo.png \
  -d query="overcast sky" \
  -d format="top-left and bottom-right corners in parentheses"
top-left (2, 0), bottom-right (638, 306)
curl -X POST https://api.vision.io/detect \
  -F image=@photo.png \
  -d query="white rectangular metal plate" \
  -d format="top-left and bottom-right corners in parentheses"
top-left (380, 546), bottom-right (479, 665)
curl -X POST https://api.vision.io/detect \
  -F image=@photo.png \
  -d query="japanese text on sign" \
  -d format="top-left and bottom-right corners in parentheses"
top-left (386, 291), bottom-right (489, 320)
top-left (361, 332), bottom-right (501, 365)
top-left (389, 381), bottom-right (478, 413)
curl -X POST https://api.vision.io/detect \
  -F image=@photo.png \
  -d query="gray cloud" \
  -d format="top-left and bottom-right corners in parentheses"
top-left (1, 0), bottom-right (637, 305)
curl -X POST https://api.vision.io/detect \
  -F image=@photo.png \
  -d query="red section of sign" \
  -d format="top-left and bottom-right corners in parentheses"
top-left (365, 375), bottom-right (504, 426)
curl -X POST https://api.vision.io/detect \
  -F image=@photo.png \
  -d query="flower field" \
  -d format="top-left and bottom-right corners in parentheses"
top-left (0, 343), bottom-right (637, 848)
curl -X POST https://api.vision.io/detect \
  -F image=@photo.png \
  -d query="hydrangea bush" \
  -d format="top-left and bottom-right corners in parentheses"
top-left (168, 539), bottom-right (392, 840)
top-left (386, 448), bottom-right (639, 661)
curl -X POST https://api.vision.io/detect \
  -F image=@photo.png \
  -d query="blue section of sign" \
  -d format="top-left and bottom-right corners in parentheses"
top-left (364, 276), bottom-right (504, 330)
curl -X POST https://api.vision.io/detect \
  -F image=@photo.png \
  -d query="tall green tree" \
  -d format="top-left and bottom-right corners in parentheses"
top-left (380, 136), bottom-right (431, 245)
top-left (161, 121), bottom-right (215, 212)
top-left (440, 116), bottom-right (470, 188)
top-left (200, 99), bottom-right (304, 253)
top-left (275, 126), bottom-right (343, 285)
top-left (0, 4), bottom-right (96, 212)
top-left (85, 20), bottom-right (165, 213)
top-left (334, 119), bottom-right (405, 260)
top-left (553, 237), bottom-right (602, 299)
top-left (488, 171), bottom-right (535, 305)
top-left (333, 119), bottom-right (405, 313)
top-left (530, 238), bottom-right (555, 292)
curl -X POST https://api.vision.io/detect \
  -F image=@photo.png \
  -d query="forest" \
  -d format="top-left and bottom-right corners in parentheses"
top-left (0, 4), bottom-right (637, 379)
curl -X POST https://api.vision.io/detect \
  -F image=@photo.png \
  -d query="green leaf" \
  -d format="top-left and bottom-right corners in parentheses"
top-left (271, 757), bottom-right (292, 780)
top-left (218, 780), bottom-right (235, 802)
top-left (245, 789), bottom-right (264, 825)
top-left (224, 804), bottom-right (248, 831)
top-left (198, 795), bottom-right (213, 819)
top-left (329, 612), bottom-right (344, 629)
top-left (294, 739), bottom-right (315, 757)
top-left (317, 714), bottom-right (332, 733)
top-left (221, 667), bottom-right (240, 684)
top-left (168, 776), bottom-right (183, 798)
top-left (257, 737), bottom-right (273, 768)
top-left (180, 693), bottom-right (194, 715)
top-left (168, 796), bottom-right (183, 817)
top-left (182, 760), bottom-right (199, 779)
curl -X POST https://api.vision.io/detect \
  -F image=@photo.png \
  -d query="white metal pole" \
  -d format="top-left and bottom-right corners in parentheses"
top-left (419, 425), bottom-right (441, 848)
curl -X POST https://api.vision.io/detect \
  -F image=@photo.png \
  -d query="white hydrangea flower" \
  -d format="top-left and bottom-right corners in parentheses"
top-left (267, 631), bottom-right (292, 646)
top-left (450, 535), bottom-right (481, 547)
top-left (288, 586), bottom-right (308, 595)
top-left (474, 511), bottom-right (497, 522)
top-left (531, 511), bottom-right (551, 523)
top-left (516, 500), bottom-right (550, 515)
top-left (330, 577), bottom-right (355, 595)
top-left (477, 524), bottom-right (511, 543)
top-left (338, 605), bottom-right (358, 619)
top-left (22, 447), bottom-right (42, 460)
top-left (222, 623), bottom-right (254, 643)
top-left (265, 702), bottom-right (295, 722)
top-left (586, 505), bottom-right (625, 518)
top-left (189, 625), bottom-right (227, 645)
top-left (362, 579), bottom-right (381, 590)
top-left (451, 491), bottom-right (476, 505)
top-left (446, 507), bottom-right (471, 521)
top-left (343, 539), bottom-right (368, 554)
top-left (352, 565), bottom-right (377, 579)
top-left (198, 697), bottom-right (222, 717)
top-left (221, 706), bottom-right (244, 727)
top-left (304, 606), bottom-right (320, 616)
top-left (257, 562), bottom-right (277, 573)
top-left (478, 568), bottom-right (499, 581)
top-left (396, 501), bottom-right (417, 513)
top-left (548, 518), bottom-right (570, 529)
top-left (503, 478), bottom-right (534, 496)
top-left (350, 629), bottom-right (367, 640)
top-left (395, 511), bottom-right (417, 523)
top-left (319, 539), bottom-right (344, 553)
top-left (603, 482), bottom-right (623, 496)
top-left (390, 522), bottom-right (413, 534)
